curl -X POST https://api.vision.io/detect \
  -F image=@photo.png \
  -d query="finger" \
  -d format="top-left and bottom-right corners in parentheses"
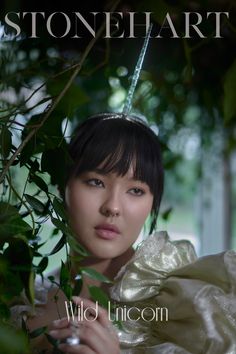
top-left (58, 343), bottom-right (95, 354)
top-left (72, 296), bottom-right (117, 338)
top-left (52, 318), bottom-right (70, 329)
top-left (78, 320), bottom-right (119, 353)
top-left (49, 328), bottom-right (72, 340)
top-left (72, 296), bottom-right (111, 327)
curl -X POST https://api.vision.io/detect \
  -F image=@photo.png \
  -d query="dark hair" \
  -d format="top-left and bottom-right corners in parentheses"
top-left (67, 113), bottom-right (164, 234)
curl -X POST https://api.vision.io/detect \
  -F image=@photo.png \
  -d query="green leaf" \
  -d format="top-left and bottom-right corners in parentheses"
top-left (0, 203), bottom-right (17, 222)
top-left (0, 322), bottom-right (29, 353)
top-left (20, 116), bottom-right (45, 164)
top-left (72, 276), bottom-right (83, 297)
top-left (0, 202), bottom-right (32, 238)
top-left (59, 261), bottom-right (72, 299)
top-left (3, 238), bottom-right (34, 303)
top-left (48, 234), bottom-right (67, 256)
top-left (81, 267), bottom-right (112, 284)
top-left (0, 303), bottom-right (10, 319)
top-left (223, 59), bottom-right (236, 123)
top-left (25, 270), bottom-right (35, 305)
top-left (28, 159), bottom-right (40, 173)
top-left (161, 207), bottom-right (173, 221)
top-left (67, 236), bottom-right (89, 257)
top-left (0, 257), bottom-right (25, 301)
top-left (44, 333), bottom-right (59, 347)
top-left (47, 275), bottom-right (60, 287)
top-left (60, 261), bottom-right (70, 285)
top-left (52, 197), bottom-right (68, 221)
top-left (47, 75), bottom-right (89, 118)
top-left (24, 194), bottom-right (45, 214)
top-left (29, 326), bottom-right (47, 339)
top-left (51, 217), bottom-right (72, 237)
top-left (21, 318), bottom-right (28, 334)
top-left (0, 126), bottom-right (12, 158)
top-left (41, 147), bottom-right (68, 191)
top-left (29, 174), bottom-right (48, 193)
top-left (88, 285), bottom-right (110, 309)
top-left (36, 257), bottom-right (48, 274)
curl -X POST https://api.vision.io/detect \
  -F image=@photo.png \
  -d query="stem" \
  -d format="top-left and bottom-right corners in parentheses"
top-left (58, 117), bottom-right (69, 147)
top-left (6, 174), bottom-right (36, 235)
top-left (21, 171), bottom-right (30, 207)
top-left (0, 0), bottom-right (121, 183)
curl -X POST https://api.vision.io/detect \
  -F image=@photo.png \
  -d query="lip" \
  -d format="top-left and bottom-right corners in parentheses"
top-left (95, 223), bottom-right (121, 240)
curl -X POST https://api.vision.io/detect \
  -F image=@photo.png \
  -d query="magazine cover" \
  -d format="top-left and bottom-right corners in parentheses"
top-left (0, 0), bottom-right (236, 353)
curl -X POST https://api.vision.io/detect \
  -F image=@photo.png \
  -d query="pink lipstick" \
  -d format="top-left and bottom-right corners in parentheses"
top-left (95, 223), bottom-right (120, 240)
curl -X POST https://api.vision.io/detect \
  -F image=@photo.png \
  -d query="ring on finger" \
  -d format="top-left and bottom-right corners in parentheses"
top-left (65, 322), bottom-right (81, 346)
top-left (66, 335), bottom-right (80, 346)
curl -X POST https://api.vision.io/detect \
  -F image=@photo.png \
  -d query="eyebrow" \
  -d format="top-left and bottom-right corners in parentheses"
top-left (90, 168), bottom-right (146, 183)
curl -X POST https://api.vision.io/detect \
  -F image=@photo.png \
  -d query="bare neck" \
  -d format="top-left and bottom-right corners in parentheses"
top-left (71, 247), bottom-right (135, 298)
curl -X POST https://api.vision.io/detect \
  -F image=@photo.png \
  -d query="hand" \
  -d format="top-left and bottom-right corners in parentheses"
top-left (49, 297), bottom-right (120, 354)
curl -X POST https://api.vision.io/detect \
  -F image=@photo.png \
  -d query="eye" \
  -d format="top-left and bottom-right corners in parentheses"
top-left (86, 178), bottom-right (104, 188)
top-left (128, 187), bottom-right (145, 196)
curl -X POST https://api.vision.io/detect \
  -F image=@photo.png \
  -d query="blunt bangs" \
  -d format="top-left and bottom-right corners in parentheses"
top-left (68, 114), bottom-right (164, 233)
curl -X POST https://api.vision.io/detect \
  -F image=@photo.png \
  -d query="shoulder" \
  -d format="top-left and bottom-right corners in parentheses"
top-left (135, 231), bottom-right (197, 264)
top-left (112, 235), bottom-right (236, 353)
top-left (110, 231), bottom-right (197, 301)
top-left (169, 248), bottom-right (236, 289)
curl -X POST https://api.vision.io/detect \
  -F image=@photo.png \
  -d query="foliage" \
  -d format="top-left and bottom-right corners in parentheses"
top-left (0, 0), bottom-right (236, 352)
top-left (0, 321), bottom-right (30, 354)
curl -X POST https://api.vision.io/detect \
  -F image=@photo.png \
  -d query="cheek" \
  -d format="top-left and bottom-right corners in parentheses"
top-left (66, 191), bottom-right (93, 235)
top-left (68, 189), bottom-right (98, 216)
top-left (126, 198), bottom-right (153, 228)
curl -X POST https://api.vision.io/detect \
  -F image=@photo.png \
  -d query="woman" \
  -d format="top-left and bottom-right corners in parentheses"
top-left (49, 112), bottom-right (164, 353)
top-left (24, 113), bottom-right (236, 353)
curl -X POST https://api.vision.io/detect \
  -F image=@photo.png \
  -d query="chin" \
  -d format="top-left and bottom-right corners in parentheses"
top-left (90, 249), bottom-right (120, 260)
top-left (87, 243), bottom-right (125, 260)
top-left (78, 235), bottom-right (130, 260)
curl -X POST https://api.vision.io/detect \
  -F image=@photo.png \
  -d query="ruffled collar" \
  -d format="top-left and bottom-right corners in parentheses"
top-left (110, 231), bottom-right (197, 302)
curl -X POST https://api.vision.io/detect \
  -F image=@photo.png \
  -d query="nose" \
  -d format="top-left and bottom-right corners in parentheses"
top-left (100, 191), bottom-right (121, 218)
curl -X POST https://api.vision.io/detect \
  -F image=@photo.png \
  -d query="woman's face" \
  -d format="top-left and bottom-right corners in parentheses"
top-left (66, 167), bottom-right (153, 260)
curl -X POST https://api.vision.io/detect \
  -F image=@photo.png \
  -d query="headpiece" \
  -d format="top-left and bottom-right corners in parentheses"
top-left (122, 24), bottom-right (153, 116)
top-left (90, 24), bottom-right (155, 130)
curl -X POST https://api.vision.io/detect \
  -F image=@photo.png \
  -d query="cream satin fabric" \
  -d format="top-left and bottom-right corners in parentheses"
top-left (110, 232), bottom-right (236, 354)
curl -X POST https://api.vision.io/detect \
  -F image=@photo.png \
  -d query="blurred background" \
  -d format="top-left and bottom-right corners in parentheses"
top-left (1, 0), bottom-right (236, 276)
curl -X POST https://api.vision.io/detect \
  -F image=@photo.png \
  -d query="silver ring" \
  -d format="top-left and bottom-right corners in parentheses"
top-left (66, 336), bottom-right (80, 346)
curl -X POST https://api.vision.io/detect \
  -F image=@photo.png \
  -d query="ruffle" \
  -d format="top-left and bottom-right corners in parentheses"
top-left (110, 232), bottom-right (236, 354)
top-left (110, 231), bottom-right (197, 302)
